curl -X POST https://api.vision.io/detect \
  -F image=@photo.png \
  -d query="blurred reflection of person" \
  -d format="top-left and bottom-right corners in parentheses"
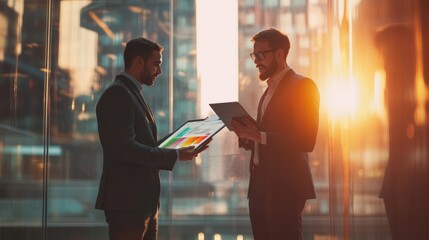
top-left (376, 23), bottom-right (429, 239)
top-left (95, 37), bottom-right (207, 240)
top-left (230, 28), bottom-right (319, 240)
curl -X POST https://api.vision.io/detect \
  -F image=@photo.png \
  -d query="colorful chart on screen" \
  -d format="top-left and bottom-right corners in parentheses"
top-left (158, 118), bottom-right (225, 150)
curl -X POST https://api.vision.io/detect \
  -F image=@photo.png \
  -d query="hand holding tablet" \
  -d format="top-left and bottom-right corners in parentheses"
top-left (177, 139), bottom-right (212, 161)
top-left (209, 101), bottom-right (259, 131)
top-left (158, 118), bottom-right (224, 152)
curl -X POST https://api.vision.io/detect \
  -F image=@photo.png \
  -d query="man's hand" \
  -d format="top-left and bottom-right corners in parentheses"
top-left (178, 146), bottom-right (197, 161)
top-left (230, 118), bottom-right (261, 143)
top-left (177, 138), bottom-right (212, 161)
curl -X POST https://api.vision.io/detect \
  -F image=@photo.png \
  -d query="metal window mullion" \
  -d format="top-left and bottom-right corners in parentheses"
top-left (42, 0), bottom-right (54, 239)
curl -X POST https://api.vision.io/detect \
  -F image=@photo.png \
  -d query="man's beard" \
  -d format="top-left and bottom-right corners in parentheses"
top-left (141, 67), bottom-right (156, 86)
top-left (259, 60), bottom-right (278, 80)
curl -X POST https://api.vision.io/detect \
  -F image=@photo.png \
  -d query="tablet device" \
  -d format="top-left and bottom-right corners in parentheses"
top-left (209, 101), bottom-right (258, 131)
top-left (158, 118), bottom-right (225, 151)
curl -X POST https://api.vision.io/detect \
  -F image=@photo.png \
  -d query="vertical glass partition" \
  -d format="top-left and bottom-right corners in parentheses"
top-left (0, 0), bottom-right (49, 239)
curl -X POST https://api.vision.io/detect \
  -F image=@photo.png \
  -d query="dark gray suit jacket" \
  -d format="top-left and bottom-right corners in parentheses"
top-left (95, 75), bottom-right (177, 213)
top-left (248, 69), bottom-right (319, 201)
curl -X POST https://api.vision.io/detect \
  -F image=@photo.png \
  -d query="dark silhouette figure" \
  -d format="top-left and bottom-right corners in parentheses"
top-left (231, 28), bottom-right (319, 240)
top-left (95, 37), bottom-right (206, 240)
top-left (376, 23), bottom-right (429, 240)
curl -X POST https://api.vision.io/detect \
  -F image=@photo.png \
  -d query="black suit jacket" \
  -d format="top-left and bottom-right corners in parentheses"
top-left (248, 69), bottom-right (319, 201)
top-left (95, 75), bottom-right (177, 213)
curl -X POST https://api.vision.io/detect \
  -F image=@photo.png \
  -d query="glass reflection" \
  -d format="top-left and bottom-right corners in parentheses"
top-left (376, 22), bottom-right (429, 239)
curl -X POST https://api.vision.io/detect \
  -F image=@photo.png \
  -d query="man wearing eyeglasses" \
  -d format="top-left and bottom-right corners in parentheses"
top-left (231, 28), bottom-right (320, 240)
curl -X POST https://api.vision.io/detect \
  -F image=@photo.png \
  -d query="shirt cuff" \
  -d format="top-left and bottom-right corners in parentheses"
top-left (261, 132), bottom-right (267, 145)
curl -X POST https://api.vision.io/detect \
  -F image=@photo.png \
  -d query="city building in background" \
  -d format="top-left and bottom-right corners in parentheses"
top-left (1, 0), bottom-right (428, 239)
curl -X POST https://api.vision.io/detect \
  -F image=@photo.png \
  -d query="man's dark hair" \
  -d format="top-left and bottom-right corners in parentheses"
top-left (124, 37), bottom-right (163, 69)
top-left (251, 28), bottom-right (290, 59)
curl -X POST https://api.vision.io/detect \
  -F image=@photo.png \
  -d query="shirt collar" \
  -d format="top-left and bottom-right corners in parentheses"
top-left (120, 72), bottom-right (143, 92)
top-left (266, 65), bottom-right (291, 89)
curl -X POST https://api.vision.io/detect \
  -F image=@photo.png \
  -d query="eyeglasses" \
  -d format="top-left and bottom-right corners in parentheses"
top-left (250, 49), bottom-right (274, 61)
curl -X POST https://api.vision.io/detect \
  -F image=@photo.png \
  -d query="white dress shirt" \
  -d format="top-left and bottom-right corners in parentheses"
top-left (253, 66), bottom-right (291, 165)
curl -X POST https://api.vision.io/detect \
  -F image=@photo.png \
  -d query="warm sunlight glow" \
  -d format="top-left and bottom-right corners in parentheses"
top-left (71, 98), bottom-right (75, 111)
top-left (326, 77), bottom-right (359, 118)
top-left (0, 14), bottom-right (7, 61)
top-left (415, 26), bottom-right (428, 125)
top-left (214, 234), bottom-right (222, 240)
top-left (415, 74), bottom-right (427, 124)
top-left (6, 0), bottom-right (23, 55)
top-left (196, 0), bottom-right (238, 117)
top-left (59, 1), bottom-right (97, 96)
top-left (370, 70), bottom-right (387, 118)
top-left (195, 155), bottom-right (202, 166)
top-left (197, 232), bottom-right (204, 240)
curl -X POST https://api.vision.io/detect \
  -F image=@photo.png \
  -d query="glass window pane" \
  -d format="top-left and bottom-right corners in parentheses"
top-left (0, 0), bottom-right (47, 239)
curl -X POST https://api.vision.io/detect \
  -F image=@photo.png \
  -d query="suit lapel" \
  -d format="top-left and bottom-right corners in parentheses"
top-left (261, 69), bottom-right (295, 124)
top-left (139, 94), bottom-right (157, 138)
top-left (257, 89), bottom-right (269, 124)
top-left (116, 75), bottom-right (157, 138)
